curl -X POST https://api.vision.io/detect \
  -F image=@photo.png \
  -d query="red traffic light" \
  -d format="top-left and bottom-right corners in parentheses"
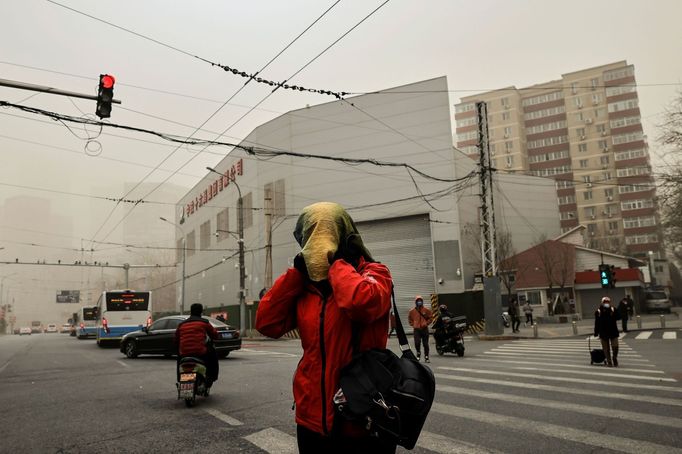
top-left (101, 74), bottom-right (115, 89)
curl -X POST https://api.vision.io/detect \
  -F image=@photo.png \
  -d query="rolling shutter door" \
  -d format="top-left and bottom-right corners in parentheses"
top-left (357, 215), bottom-right (435, 326)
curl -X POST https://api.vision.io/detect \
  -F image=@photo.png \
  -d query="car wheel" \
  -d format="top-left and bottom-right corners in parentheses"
top-left (125, 340), bottom-right (139, 358)
top-left (218, 351), bottom-right (230, 359)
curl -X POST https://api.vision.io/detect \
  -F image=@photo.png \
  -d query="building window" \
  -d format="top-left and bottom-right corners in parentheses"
top-left (600, 156), bottom-right (610, 165)
top-left (608, 221), bottom-right (619, 231)
top-left (591, 93), bottom-right (602, 104)
top-left (578, 143), bottom-right (587, 152)
top-left (584, 191), bottom-right (593, 201)
top-left (576, 127), bottom-right (585, 138)
top-left (587, 223), bottom-right (597, 233)
top-left (598, 140), bottom-right (609, 150)
top-left (504, 127), bottom-right (512, 137)
top-left (176, 239), bottom-right (183, 263)
top-left (604, 188), bottom-right (614, 199)
top-left (621, 199), bottom-right (654, 211)
top-left (575, 97), bottom-right (583, 108)
top-left (582, 175), bottom-right (591, 183)
top-left (608, 99), bottom-right (639, 113)
top-left (186, 231), bottom-right (196, 257)
top-left (571, 82), bottom-right (578, 94)
top-left (579, 159), bottom-right (589, 168)
top-left (216, 208), bottom-right (229, 242)
top-left (558, 195), bottom-right (576, 205)
top-left (584, 207), bottom-right (595, 217)
top-left (576, 112), bottom-right (584, 122)
top-left (590, 78), bottom-right (599, 90)
top-left (502, 111), bottom-right (511, 121)
top-left (623, 216), bottom-right (656, 229)
top-left (594, 108), bottom-right (605, 118)
top-left (505, 155), bottom-right (514, 168)
top-left (501, 97), bottom-right (509, 108)
top-left (242, 192), bottom-right (253, 229)
top-left (200, 221), bottom-right (211, 250)
top-left (596, 124), bottom-right (606, 134)
top-left (505, 141), bottom-right (513, 152)
top-left (602, 171), bottom-right (612, 181)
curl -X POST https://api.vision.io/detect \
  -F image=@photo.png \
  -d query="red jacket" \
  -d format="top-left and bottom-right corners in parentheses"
top-left (174, 316), bottom-right (219, 356)
top-left (256, 257), bottom-right (392, 436)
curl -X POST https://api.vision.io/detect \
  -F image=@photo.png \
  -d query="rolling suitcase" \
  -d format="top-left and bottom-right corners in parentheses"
top-left (589, 337), bottom-right (606, 365)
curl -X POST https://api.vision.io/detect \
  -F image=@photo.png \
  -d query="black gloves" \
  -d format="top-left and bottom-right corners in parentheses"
top-left (331, 234), bottom-right (362, 267)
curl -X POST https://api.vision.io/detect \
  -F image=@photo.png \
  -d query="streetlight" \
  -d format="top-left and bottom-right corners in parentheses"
top-left (160, 216), bottom-right (186, 315)
top-left (207, 166), bottom-right (246, 335)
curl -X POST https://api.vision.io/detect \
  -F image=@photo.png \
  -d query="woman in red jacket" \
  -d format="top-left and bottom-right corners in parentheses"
top-left (256, 202), bottom-right (394, 453)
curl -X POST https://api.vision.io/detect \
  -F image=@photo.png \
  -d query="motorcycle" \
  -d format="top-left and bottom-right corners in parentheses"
top-left (434, 314), bottom-right (467, 357)
top-left (501, 311), bottom-right (511, 328)
top-left (177, 357), bottom-right (210, 407)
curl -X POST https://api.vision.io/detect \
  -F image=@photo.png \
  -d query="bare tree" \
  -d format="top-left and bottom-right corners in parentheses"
top-left (533, 236), bottom-right (574, 315)
top-left (657, 92), bottom-right (682, 262)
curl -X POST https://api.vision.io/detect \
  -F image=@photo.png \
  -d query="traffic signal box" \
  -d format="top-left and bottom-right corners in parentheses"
top-left (96, 74), bottom-right (115, 119)
top-left (599, 264), bottom-right (617, 289)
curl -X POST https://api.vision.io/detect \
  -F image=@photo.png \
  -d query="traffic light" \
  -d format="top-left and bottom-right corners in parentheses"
top-left (96, 74), bottom-right (115, 119)
top-left (599, 264), bottom-right (612, 289)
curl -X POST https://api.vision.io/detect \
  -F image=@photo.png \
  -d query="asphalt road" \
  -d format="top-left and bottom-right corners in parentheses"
top-left (0, 331), bottom-right (680, 453)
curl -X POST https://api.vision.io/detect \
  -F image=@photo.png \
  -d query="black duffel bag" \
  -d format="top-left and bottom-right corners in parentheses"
top-left (334, 289), bottom-right (435, 449)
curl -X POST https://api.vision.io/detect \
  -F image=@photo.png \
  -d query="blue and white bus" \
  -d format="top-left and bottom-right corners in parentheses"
top-left (76, 306), bottom-right (98, 339)
top-left (96, 290), bottom-right (152, 346)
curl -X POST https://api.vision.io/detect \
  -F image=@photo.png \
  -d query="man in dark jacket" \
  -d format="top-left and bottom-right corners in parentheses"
top-left (175, 303), bottom-right (220, 384)
top-left (617, 295), bottom-right (634, 332)
top-left (255, 202), bottom-right (395, 453)
top-left (594, 296), bottom-right (620, 367)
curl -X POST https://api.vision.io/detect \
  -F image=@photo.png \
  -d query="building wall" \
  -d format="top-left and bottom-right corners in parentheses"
top-left (575, 250), bottom-right (629, 272)
top-left (174, 77), bottom-right (561, 314)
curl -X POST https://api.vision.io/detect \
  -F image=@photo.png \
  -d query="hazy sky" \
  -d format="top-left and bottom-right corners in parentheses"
top-left (1, 0), bottom-right (681, 320)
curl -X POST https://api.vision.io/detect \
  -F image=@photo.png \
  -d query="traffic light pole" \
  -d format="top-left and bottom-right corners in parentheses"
top-left (0, 78), bottom-right (122, 104)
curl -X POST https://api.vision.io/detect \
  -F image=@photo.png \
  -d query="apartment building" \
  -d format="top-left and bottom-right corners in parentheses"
top-left (454, 61), bottom-right (660, 261)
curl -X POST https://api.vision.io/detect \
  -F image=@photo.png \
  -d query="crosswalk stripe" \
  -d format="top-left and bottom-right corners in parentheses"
top-left (663, 331), bottom-right (677, 340)
top-left (244, 428), bottom-right (297, 454)
top-left (485, 350), bottom-right (650, 362)
top-left (438, 367), bottom-right (682, 393)
top-left (493, 346), bottom-right (642, 356)
top-left (464, 357), bottom-right (665, 374)
top-left (204, 408), bottom-right (243, 426)
top-left (417, 430), bottom-right (504, 454)
top-left (434, 373), bottom-right (682, 407)
top-left (430, 402), bottom-right (682, 454)
top-left (511, 366), bottom-right (677, 382)
top-left (513, 341), bottom-right (635, 351)
top-left (636, 331), bottom-right (653, 339)
top-left (238, 348), bottom-right (299, 357)
top-left (482, 350), bottom-right (656, 365)
top-left (483, 350), bottom-right (649, 366)
top-left (437, 384), bottom-right (682, 429)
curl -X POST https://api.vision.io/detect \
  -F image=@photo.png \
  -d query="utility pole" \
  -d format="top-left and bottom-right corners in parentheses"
top-left (264, 195), bottom-right (273, 290)
top-left (160, 217), bottom-right (187, 315)
top-left (476, 101), bottom-right (503, 336)
top-left (207, 167), bottom-right (246, 335)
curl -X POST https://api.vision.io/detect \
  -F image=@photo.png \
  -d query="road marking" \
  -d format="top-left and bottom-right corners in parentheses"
top-left (244, 428), bottom-right (296, 453)
top-left (0, 360), bottom-right (10, 375)
top-left (484, 350), bottom-right (650, 362)
top-left (434, 373), bottom-right (682, 407)
top-left (430, 402), bottom-right (682, 454)
top-left (493, 346), bottom-right (642, 356)
top-left (510, 366), bottom-right (676, 382)
top-left (239, 348), bottom-right (299, 357)
top-left (438, 367), bottom-right (682, 393)
top-left (116, 360), bottom-right (130, 368)
top-left (437, 384), bottom-right (682, 429)
top-left (481, 351), bottom-right (656, 366)
top-left (636, 331), bottom-right (653, 339)
top-left (204, 408), bottom-right (243, 426)
top-left (663, 331), bottom-right (677, 340)
top-left (465, 357), bottom-right (665, 374)
top-left (417, 430), bottom-right (504, 454)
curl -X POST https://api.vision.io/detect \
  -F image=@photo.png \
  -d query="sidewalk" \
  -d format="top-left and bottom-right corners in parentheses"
top-left (479, 309), bottom-right (681, 340)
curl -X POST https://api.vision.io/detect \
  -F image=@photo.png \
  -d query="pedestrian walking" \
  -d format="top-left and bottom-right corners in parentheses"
top-left (523, 301), bottom-right (534, 326)
top-left (388, 309), bottom-right (396, 338)
top-left (408, 295), bottom-right (433, 363)
top-left (255, 202), bottom-right (396, 453)
top-left (594, 296), bottom-right (620, 367)
top-left (617, 295), bottom-right (633, 333)
top-left (509, 297), bottom-right (521, 332)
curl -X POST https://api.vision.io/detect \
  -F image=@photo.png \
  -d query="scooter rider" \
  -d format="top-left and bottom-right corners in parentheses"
top-left (433, 304), bottom-right (452, 347)
top-left (175, 303), bottom-right (220, 385)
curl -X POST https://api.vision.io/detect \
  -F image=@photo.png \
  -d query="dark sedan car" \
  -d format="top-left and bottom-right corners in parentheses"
top-left (120, 315), bottom-right (241, 359)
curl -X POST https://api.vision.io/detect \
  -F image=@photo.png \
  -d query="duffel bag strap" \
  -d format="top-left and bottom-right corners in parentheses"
top-left (392, 286), bottom-right (416, 360)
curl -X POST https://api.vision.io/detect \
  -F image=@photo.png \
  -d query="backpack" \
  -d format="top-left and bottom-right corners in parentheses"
top-left (334, 288), bottom-right (435, 449)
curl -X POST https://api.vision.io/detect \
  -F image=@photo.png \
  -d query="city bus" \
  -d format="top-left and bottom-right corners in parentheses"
top-left (76, 306), bottom-right (98, 339)
top-left (96, 290), bottom-right (152, 347)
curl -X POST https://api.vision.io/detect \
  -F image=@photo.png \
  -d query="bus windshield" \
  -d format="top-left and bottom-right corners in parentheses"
top-left (82, 307), bottom-right (97, 321)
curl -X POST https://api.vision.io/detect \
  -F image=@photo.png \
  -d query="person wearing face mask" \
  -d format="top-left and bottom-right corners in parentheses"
top-left (594, 296), bottom-right (620, 367)
top-left (408, 295), bottom-right (433, 362)
top-left (255, 202), bottom-right (395, 453)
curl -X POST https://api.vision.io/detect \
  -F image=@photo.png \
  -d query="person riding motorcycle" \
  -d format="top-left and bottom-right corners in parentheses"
top-left (174, 303), bottom-right (220, 386)
top-left (433, 304), bottom-right (453, 347)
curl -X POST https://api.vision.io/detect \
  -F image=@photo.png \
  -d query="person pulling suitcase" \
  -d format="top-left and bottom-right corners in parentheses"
top-left (594, 296), bottom-right (620, 367)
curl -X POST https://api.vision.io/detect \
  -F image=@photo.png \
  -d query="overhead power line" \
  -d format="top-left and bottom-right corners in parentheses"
top-left (47, 0), bottom-right (350, 100)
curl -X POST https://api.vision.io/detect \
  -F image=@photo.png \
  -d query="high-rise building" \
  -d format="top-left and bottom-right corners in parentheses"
top-left (454, 61), bottom-right (660, 260)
